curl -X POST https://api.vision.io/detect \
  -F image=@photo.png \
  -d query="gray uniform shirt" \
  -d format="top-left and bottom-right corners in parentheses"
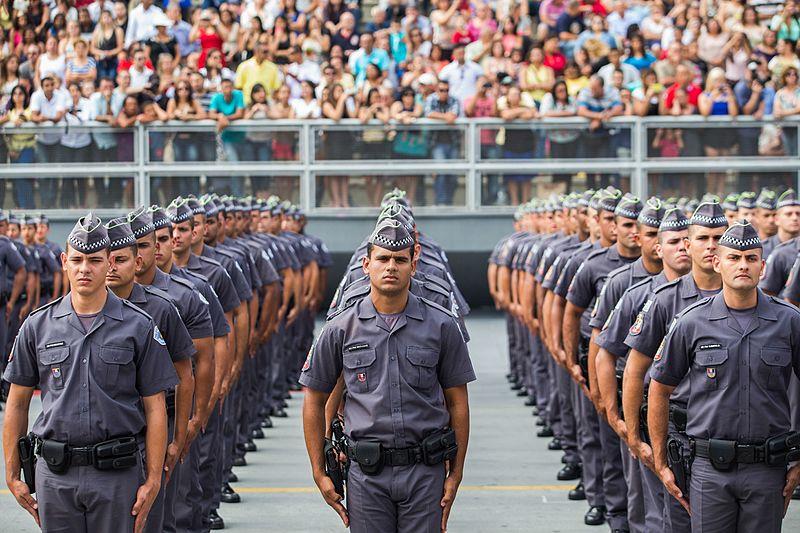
top-left (0, 236), bottom-right (25, 296)
top-left (3, 291), bottom-right (178, 445)
top-left (759, 237), bottom-right (799, 296)
top-left (127, 282), bottom-right (196, 363)
top-left (300, 293), bottom-right (476, 448)
top-left (651, 291), bottom-right (800, 441)
top-left (167, 267), bottom-right (231, 338)
top-left (149, 268), bottom-right (214, 340)
top-left (589, 257), bottom-right (655, 331)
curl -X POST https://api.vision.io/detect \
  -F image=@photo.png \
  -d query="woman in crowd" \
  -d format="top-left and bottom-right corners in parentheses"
top-left (59, 81), bottom-right (92, 208)
top-left (90, 10), bottom-right (123, 81)
top-left (774, 67), bottom-right (800, 154)
top-left (268, 84), bottom-right (298, 199)
top-left (145, 15), bottom-right (179, 72)
top-left (243, 83), bottom-right (274, 161)
top-left (59, 19), bottom-right (82, 60)
top-left (270, 15), bottom-right (295, 65)
top-left (697, 18), bottom-right (729, 69)
top-left (358, 87), bottom-right (390, 206)
top-left (769, 38), bottom-right (800, 80)
top-left (0, 53), bottom-right (20, 107)
top-left (191, 10), bottom-right (225, 69)
top-left (390, 85), bottom-right (425, 203)
top-left (698, 67), bottom-right (739, 194)
top-left (499, 85), bottom-right (537, 206)
top-left (539, 80), bottom-right (580, 160)
top-left (199, 48), bottom-right (233, 93)
top-left (0, 84), bottom-right (36, 207)
top-left (219, 7), bottom-right (240, 65)
top-left (65, 39), bottom-right (96, 86)
top-left (167, 79), bottom-right (206, 162)
top-left (320, 82), bottom-right (355, 206)
top-left (625, 34), bottom-right (657, 71)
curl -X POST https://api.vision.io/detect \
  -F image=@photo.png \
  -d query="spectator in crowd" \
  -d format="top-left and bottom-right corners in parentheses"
top-left (191, 9), bottom-right (225, 69)
top-left (29, 74), bottom-right (65, 209)
top-left (769, 39), bottom-right (800, 80)
top-left (145, 13), bottom-right (179, 70)
top-left (540, 79), bottom-right (580, 160)
top-left (200, 48), bottom-right (233, 93)
top-left (625, 34), bottom-right (657, 72)
top-left (65, 39), bottom-right (96, 86)
top-left (577, 75), bottom-right (622, 160)
top-left (699, 67), bottom-right (739, 193)
top-left (125, 0), bottom-right (163, 48)
top-left (60, 19), bottom-right (83, 60)
top-left (770, 0), bottom-right (800, 43)
top-left (431, 0), bottom-right (459, 60)
top-left (519, 44), bottom-right (554, 105)
top-left (321, 82), bottom-right (354, 206)
top-left (0, 53), bottom-right (20, 107)
top-left (19, 44), bottom-right (40, 83)
top-left (209, 77), bottom-right (245, 168)
top-left (128, 47), bottom-right (154, 92)
top-left (425, 78), bottom-right (460, 206)
top-left (235, 41), bottom-right (280, 104)
top-left (167, 2), bottom-right (194, 60)
top-left (498, 84), bottom-right (537, 205)
top-left (390, 84), bottom-right (424, 202)
top-left (539, 0), bottom-right (567, 42)
top-left (35, 35), bottom-right (66, 87)
top-left (349, 32), bottom-right (389, 87)
top-left (774, 67), bottom-right (800, 153)
top-left (606, 0), bottom-right (636, 41)
top-left (91, 10), bottom-right (123, 80)
top-left (598, 47), bottom-right (640, 89)
top-left (88, 75), bottom-right (122, 164)
top-left (60, 81), bottom-right (92, 207)
top-left (167, 79), bottom-right (205, 162)
top-left (0, 84), bottom-right (35, 207)
top-left (555, 0), bottom-right (585, 58)
top-left (439, 43), bottom-right (483, 104)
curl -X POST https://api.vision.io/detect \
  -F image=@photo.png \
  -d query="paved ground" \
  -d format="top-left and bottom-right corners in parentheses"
top-left (2, 312), bottom-right (799, 532)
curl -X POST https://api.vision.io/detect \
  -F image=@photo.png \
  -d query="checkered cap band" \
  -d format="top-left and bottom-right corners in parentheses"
top-left (718, 220), bottom-right (762, 251)
top-left (659, 208), bottom-right (689, 232)
top-left (690, 201), bottom-right (728, 228)
top-left (68, 213), bottom-right (110, 253)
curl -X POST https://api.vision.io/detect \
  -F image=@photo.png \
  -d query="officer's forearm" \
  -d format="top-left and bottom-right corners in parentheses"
top-left (596, 347), bottom-right (620, 415)
top-left (261, 285), bottom-right (279, 336)
top-left (587, 330), bottom-right (602, 394)
top-left (443, 384), bottom-right (470, 478)
top-left (24, 274), bottom-right (35, 304)
top-left (324, 377), bottom-right (345, 438)
top-left (192, 337), bottom-right (214, 421)
top-left (142, 392), bottom-right (168, 486)
top-left (2, 385), bottom-right (33, 485)
top-left (9, 268), bottom-right (25, 306)
top-left (302, 387), bottom-right (333, 482)
top-left (562, 304), bottom-right (583, 365)
top-left (52, 271), bottom-right (63, 298)
top-left (535, 282), bottom-right (545, 321)
top-left (280, 269), bottom-right (293, 311)
top-left (234, 303), bottom-right (249, 367)
top-left (212, 335), bottom-right (231, 401)
top-left (248, 295), bottom-right (258, 335)
top-left (293, 270), bottom-right (304, 310)
top-left (305, 262), bottom-right (319, 302)
top-left (497, 267), bottom-right (510, 307)
top-left (647, 380), bottom-right (675, 471)
top-left (509, 270), bottom-right (519, 306)
top-left (550, 296), bottom-right (566, 350)
top-left (487, 265), bottom-right (498, 299)
top-left (173, 359), bottom-right (194, 444)
top-left (623, 350), bottom-right (652, 444)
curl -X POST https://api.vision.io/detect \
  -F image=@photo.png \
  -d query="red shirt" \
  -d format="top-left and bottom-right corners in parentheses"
top-left (118, 58), bottom-right (154, 73)
top-left (664, 82), bottom-right (701, 109)
top-left (544, 52), bottom-right (567, 75)
top-left (582, 0), bottom-right (608, 16)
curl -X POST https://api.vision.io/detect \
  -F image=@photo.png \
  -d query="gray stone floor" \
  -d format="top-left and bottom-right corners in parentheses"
top-left (1, 312), bottom-right (799, 532)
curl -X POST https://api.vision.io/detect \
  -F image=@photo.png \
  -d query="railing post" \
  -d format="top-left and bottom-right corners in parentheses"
top-left (631, 118), bottom-right (646, 198)
top-left (136, 124), bottom-right (149, 207)
top-left (301, 123), bottom-right (314, 211)
top-left (466, 121), bottom-right (478, 210)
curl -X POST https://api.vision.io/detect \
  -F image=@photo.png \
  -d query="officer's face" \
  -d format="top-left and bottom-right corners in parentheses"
top-left (22, 224), bottom-right (36, 243)
top-left (597, 211), bottom-right (617, 243)
top-left (135, 234), bottom-right (157, 275)
top-left (754, 208), bottom-right (777, 235)
top-left (36, 223), bottom-right (49, 241)
top-left (107, 247), bottom-right (141, 289)
top-left (576, 207), bottom-right (589, 234)
top-left (250, 211), bottom-right (260, 232)
top-left (204, 216), bottom-right (219, 244)
top-left (777, 206), bottom-right (800, 234)
top-left (172, 221), bottom-right (192, 254)
top-left (225, 214), bottom-right (238, 235)
top-left (543, 212), bottom-right (556, 233)
top-left (363, 246), bottom-right (416, 297)
top-left (635, 223), bottom-right (660, 261)
top-left (258, 213), bottom-right (270, 233)
top-left (724, 210), bottom-right (738, 226)
top-left (657, 230), bottom-right (691, 275)
top-left (63, 247), bottom-right (109, 296)
top-left (713, 246), bottom-right (764, 290)
top-left (191, 214), bottom-right (205, 245)
top-left (615, 217), bottom-right (639, 252)
top-left (155, 227), bottom-right (173, 270)
top-left (685, 225), bottom-right (726, 273)
top-left (738, 207), bottom-right (755, 222)
top-left (7, 223), bottom-right (20, 239)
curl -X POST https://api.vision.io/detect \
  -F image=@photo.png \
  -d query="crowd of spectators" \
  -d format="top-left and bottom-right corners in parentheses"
top-left (1, 0), bottom-right (800, 206)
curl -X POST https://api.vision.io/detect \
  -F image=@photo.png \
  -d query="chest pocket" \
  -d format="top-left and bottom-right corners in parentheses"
top-left (38, 346), bottom-right (71, 390)
top-left (695, 348), bottom-right (729, 391)
top-left (97, 345), bottom-right (135, 391)
top-left (342, 348), bottom-right (377, 393)
top-left (406, 347), bottom-right (439, 390)
top-left (759, 347), bottom-right (792, 391)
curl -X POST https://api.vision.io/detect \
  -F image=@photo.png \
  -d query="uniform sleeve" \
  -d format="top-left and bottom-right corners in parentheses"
top-left (261, 257), bottom-right (280, 285)
top-left (203, 285), bottom-right (231, 338)
top-left (182, 289), bottom-right (214, 340)
top-left (437, 316), bottom-right (476, 389)
top-left (589, 277), bottom-right (617, 330)
top-left (163, 303), bottom-right (198, 362)
top-left (760, 250), bottom-right (793, 295)
top-left (298, 325), bottom-right (343, 393)
top-left (135, 319), bottom-right (179, 397)
top-left (625, 297), bottom-right (668, 358)
top-left (783, 255), bottom-right (800, 301)
top-left (597, 293), bottom-right (636, 358)
top-left (649, 316), bottom-right (691, 387)
top-left (211, 269), bottom-right (241, 313)
top-left (230, 257), bottom-right (254, 301)
top-left (5, 242), bottom-right (25, 272)
top-left (541, 256), bottom-right (562, 291)
top-left (566, 263), bottom-right (593, 309)
top-left (2, 319), bottom-right (39, 387)
top-left (554, 258), bottom-right (577, 298)
top-left (43, 249), bottom-right (60, 274)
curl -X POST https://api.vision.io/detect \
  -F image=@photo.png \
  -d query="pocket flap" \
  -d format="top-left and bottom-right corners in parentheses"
top-left (696, 348), bottom-right (728, 366)
top-left (343, 349), bottom-right (376, 369)
top-left (39, 347), bottom-right (70, 365)
top-left (406, 347), bottom-right (438, 367)
top-left (760, 347), bottom-right (791, 367)
top-left (99, 346), bottom-right (134, 365)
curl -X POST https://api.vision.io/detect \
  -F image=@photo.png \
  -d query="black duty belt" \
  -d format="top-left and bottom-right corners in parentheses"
top-left (346, 443), bottom-right (422, 467)
top-left (692, 438), bottom-right (766, 464)
top-left (34, 435), bottom-right (138, 472)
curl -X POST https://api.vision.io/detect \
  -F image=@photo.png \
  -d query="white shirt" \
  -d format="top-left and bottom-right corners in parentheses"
top-left (597, 62), bottom-right (641, 88)
top-left (438, 60), bottom-right (484, 103)
top-left (88, 0), bottom-right (114, 22)
top-left (125, 4), bottom-right (164, 47)
top-left (61, 97), bottom-right (92, 149)
top-left (30, 89), bottom-right (66, 145)
top-left (240, 0), bottom-right (282, 30)
top-left (289, 98), bottom-right (321, 119)
top-left (129, 66), bottom-right (154, 90)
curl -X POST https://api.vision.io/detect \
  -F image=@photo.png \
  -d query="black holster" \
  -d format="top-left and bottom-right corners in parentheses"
top-left (669, 404), bottom-right (687, 433)
top-left (420, 428), bottom-right (458, 466)
top-left (40, 439), bottom-right (70, 475)
top-left (667, 436), bottom-right (690, 496)
top-left (17, 433), bottom-right (37, 493)
top-left (765, 431), bottom-right (800, 466)
top-left (93, 437), bottom-right (138, 471)
top-left (351, 441), bottom-right (384, 476)
top-left (324, 439), bottom-right (345, 496)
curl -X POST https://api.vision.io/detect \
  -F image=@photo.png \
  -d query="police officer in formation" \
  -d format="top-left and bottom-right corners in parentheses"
top-left (490, 188), bottom-right (800, 532)
top-left (2, 195), bottom-right (332, 533)
top-left (301, 189), bottom-right (475, 532)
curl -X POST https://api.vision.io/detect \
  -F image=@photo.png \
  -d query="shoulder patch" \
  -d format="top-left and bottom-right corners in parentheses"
top-left (153, 325), bottom-right (166, 346)
top-left (629, 311), bottom-right (644, 336)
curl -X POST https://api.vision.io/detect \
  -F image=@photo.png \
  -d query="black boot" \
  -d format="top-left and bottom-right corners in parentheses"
top-left (524, 397), bottom-right (537, 406)
top-left (261, 416), bottom-right (273, 428)
top-left (536, 425), bottom-right (554, 438)
top-left (584, 505), bottom-right (606, 526)
top-left (557, 463), bottom-right (581, 481)
top-left (228, 472), bottom-right (238, 483)
top-left (208, 510), bottom-right (225, 529)
top-left (568, 482), bottom-right (586, 501)
top-left (547, 437), bottom-right (562, 451)
top-left (221, 483), bottom-right (241, 504)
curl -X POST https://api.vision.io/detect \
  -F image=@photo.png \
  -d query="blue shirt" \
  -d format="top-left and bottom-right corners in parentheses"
top-left (348, 48), bottom-right (391, 85)
top-left (210, 90), bottom-right (245, 142)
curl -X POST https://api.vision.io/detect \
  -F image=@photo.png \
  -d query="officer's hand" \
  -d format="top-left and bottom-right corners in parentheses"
top-left (590, 390), bottom-right (605, 420)
top-left (440, 471), bottom-right (462, 532)
top-left (286, 308), bottom-right (299, 325)
top-left (783, 463), bottom-right (800, 515)
top-left (658, 465), bottom-right (690, 515)
top-left (635, 441), bottom-right (655, 472)
top-left (612, 418), bottom-right (628, 443)
top-left (131, 480), bottom-right (160, 533)
top-left (19, 303), bottom-right (31, 321)
top-left (5, 302), bottom-right (12, 316)
top-left (183, 418), bottom-right (202, 458)
top-left (8, 479), bottom-right (39, 526)
top-left (314, 474), bottom-right (349, 527)
top-left (164, 440), bottom-right (181, 484)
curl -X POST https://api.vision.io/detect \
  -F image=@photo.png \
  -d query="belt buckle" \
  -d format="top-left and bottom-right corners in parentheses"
top-left (736, 444), bottom-right (761, 464)
top-left (393, 448), bottom-right (410, 466)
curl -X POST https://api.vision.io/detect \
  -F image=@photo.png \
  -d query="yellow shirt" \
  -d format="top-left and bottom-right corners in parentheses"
top-left (234, 58), bottom-right (282, 104)
top-left (522, 63), bottom-right (554, 102)
top-left (5, 108), bottom-right (35, 152)
top-left (566, 76), bottom-right (590, 98)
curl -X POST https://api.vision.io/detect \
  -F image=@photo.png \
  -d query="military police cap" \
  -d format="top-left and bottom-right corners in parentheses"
top-left (777, 189), bottom-right (800, 209)
top-left (150, 206), bottom-right (172, 230)
top-left (721, 193), bottom-right (740, 212)
top-left (637, 197), bottom-right (665, 228)
top-left (756, 189), bottom-right (777, 210)
top-left (166, 198), bottom-right (193, 223)
top-left (105, 217), bottom-right (137, 252)
top-left (690, 201), bottom-right (728, 228)
top-left (684, 199), bottom-right (699, 215)
top-left (0, 210), bottom-right (6, 223)
top-left (128, 206), bottom-right (156, 238)
top-left (185, 197), bottom-right (205, 216)
top-left (702, 193), bottom-right (721, 203)
top-left (588, 191), bottom-right (602, 210)
top-left (736, 191), bottom-right (757, 210)
top-left (368, 219), bottom-right (415, 252)
top-left (68, 212), bottom-right (110, 254)
top-left (614, 193), bottom-right (643, 220)
top-left (19, 214), bottom-right (36, 227)
top-left (718, 220), bottom-right (762, 251)
top-left (659, 207), bottom-right (689, 232)
top-left (597, 188), bottom-right (622, 213)
top-left (7, 212), bottom-right (20, 225)
top-left (577, 190), bottom-right (596, 208)
top-left (33, 213), bottom-right (49, 225)
top-left (200, 196), bottom-right (220, 218)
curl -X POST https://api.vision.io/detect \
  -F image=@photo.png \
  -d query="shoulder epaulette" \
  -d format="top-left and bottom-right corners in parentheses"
top-left (181, 269), bottom-right (209, 284)
top-left (142, 284), bottom-right (174, 304)
top-left (652, 277), bottom-right (681, 295)
top-left (423, 280), bottom-right (450, 297)
top-left (419, 296), bottom-right (456, 318)
top-left (169, 273), bottom-right (200, 289)
top-left (675, 296), bottom-right (713, 319)
top-left (29, 295), bottom-right (64, 316)
top-left (197, 255), bottom-right (224, 268)
top-left (606, 263), bottom-right (632, 282)
top-left (585, 248), bottom-right (607, 261)
top-left (326, 301), bottom-right (356, 322)
top-left (770, 296), bottom-right (800, 315)
top-left (121, 297), bottom-right (155, 321)
top-left (627, 275), bottom-right (655, 293)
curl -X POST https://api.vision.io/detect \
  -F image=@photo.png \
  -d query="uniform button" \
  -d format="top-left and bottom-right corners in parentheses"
top-left (82, 358), bottom-right (87, 364)
top-left (356, 359), bottom-right (361, 364)
top-left (392, 383), bottom-right (398, 387)
top-left (390, 356), bottom-right (395, 361)
top-left (82, 383), bottom-right (87, 388)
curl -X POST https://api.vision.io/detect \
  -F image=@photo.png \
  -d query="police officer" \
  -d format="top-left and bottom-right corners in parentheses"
top-left (301, 219), bottom-right (475, 533)
top-left (754, 189), bottom-right (778, 253)
top-left (4, 213), bottom-right (39, 361)
top-left (0, 210), bottom-right (26, 388)
top-left (623, 200), bottom-right (728, 531)
top-left (3, 212), bottom-right (178, 533)
top-left (760, 190), bottom-right (800, 288)
top-left (722, 193), bottom-right (739, 226)
top-left (20, 214), bottom-right (61, 308)
top-left (736, 191), bottom-right (757, 223)
top-left (649, 221), bottom-right (800, 532)
top-left (33, 214), bottom-right (65, 301)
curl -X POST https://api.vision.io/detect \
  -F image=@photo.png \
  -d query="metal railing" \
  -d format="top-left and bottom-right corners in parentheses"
top-left (1, 116), bottom-right (799, 215)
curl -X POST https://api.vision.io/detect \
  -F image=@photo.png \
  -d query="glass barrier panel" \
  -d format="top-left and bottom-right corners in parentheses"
top-left (0, 175), bottom-right (136, 210)
top-left (149, 174), bottom-right (300, 205)
top-left (313, 124), bottom-right (466, 161)
top-left (647, 171), bottom-right (796, 200)
top-left (1, 127), bottom-right (137, 164)
top-left (314, 173), bottom-right (466, 208)
top-left (645, 125), bottom-right (799, 159)
top-left (477, 123), bottom-right (634, 161)
top-left (481, 171), bottom-right (633, 206)
top-left (148, 127), bottom-right (301, 163)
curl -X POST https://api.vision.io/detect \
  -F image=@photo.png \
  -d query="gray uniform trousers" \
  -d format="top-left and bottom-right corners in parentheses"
top-left (620, 440), bottom-right (646, 533)
top-left (215, 391), bottom-right (237, 510)
top-left (789, 374), bottom-right (800, 431)
top-left (346, 462), bottom-right (446, 533)
top-left (195, 400), bottom-right (224, 523)
top-left (556, 363), bottom-right (579, 464)
top-left (35, 443), bottom-right (144, 533)
top-left (598, 418), bottom-right (628, 530)
top-left (530, 333), bottom-right (551, 411)
top-left (236, 354), bottom-right (256, 451)
top-left (506, 315), bottom-right (518, 379)
top-left (270, 323), bottom-right (288, 406)
top-left (665, 427), bottom-right (691, 532)
top-left (172, 435), bottom-right (203, 532)
top-left (639, 455), bottom-right (666, 532)
top-left (547, 355), bottom-right (562, 436)
top-left (689, 458), bottom-right (786, 533)
top-left (573, 380), bottom-right (605, 507)
top-left (144, 411), bottom-right (177, 533)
